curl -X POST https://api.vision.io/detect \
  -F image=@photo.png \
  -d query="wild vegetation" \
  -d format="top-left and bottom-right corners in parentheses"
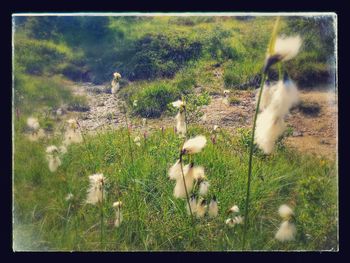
top-left (13, 15), bottom-right (337, 251)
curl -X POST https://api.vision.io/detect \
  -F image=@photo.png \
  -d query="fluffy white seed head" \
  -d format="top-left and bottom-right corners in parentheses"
top-left (190, 166), bottom-right (206, 181)
top-left (182, 135), bottom-right (207, 154)
top-left (142, 118), bottom-right (147, 126)
top-left (67, 119), bottom-right (78, 130)
top-left (233, 215), bottom-right (244, 225)
top-left (225, 218), bottom-right (235, 227)
top-left (257, 83), bottom-right (279, 112)
top-left (278, 204), bottom-right (294, 220)
top-left (255, 109), bottom-right (286, 154)
top-left (196, 199), bottom-right (207, 218)
top-left (114, 210), bottom-right (123, 228)
top-left (133, 100), bottom-right (138, 107)
top-left (213, 125), bottom-right (219, 131)
top-left (48, 156), bottom-right (61, 172)
top-left (208, 199), bottom-right (218, 218)
top-left (169, 161), bottom-right (190, 181)
top-left (186, 195), bottom-right (198, 216)
top-left (63, 129), bottom-right (83, 146)
top-left (268, 80), bottom-right (299, 120)
top-left (173, 167), bottom-right (194, 199)
top-left (273, 36), bottom-right (302, 61)
top-left (199, 181), bottom-right (210, 196)
top-left (172, 100), bottom-right (185, 108)
top-left (113, 201), bottom-right (123, 208)
top-left (275, 221), bottom-right (297, 242)
top-left (27, 117), bottom-right (40, 131)
top-left (223, 89), bottom-right (230, 96)
top-left (111, 82), bottom-right (120, 94)
top-left (86, 174), bottom-right (106, 205)
top-left (46, 145), bottom-right (59, 154)
top-left (113, 72), bottom-right (121, 79)
top-left (229, 205), bottom-right (240, 213)
top-left (175, 111), bottom-right (186, 137)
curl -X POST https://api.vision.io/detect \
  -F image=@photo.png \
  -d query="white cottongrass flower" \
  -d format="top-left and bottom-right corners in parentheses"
top-left (113, 72), bottom-right (121, 79)
top-left (111, 82), bottom-right (120, 94)
top-left (208, 197), bottom-right (218, 218)
top-left (229, 205), bottom-right (240, 213)
top-left (267, 80), bottom-right (299, 120)
top-left (48, 156), bottom-right (62, 172)
top-left (142, 118), bottom-right (147, 126)
top-left (213, 125), bottom-right (219, 131)
top-left (257, 82), bottom-right (278, 112)
top-left (196, 199), bottom-right (207, 218)
top-left (168, 160), bottom-right (190, 181)
top-left (255, 110), bottom-right (286, 154)
top-left (113, 201), bottom-right (123, 208)
top-left (278, 204), bottom-right (294, 220)
top-left (133, 100), bottom-right (138, 107)
top-left (182, 135), bottom-right (207, 155)
top-left (134, 136), bottom-right (141, 147)
top-left (273, 36), bottom-right (302, 62)
top-left (233, 215), bottom-right (244, 225)
top-left (199, 181), bottom-right (210, 196)
top-left (223, 90), bottom-right (230, 96)
top-left (46, 145), bottom-right (59, 154)
top-left (27, 117), bottom-right (40, 131)
top-left (113, 201), bottom-right (123, 227)
top-left (255, 79), bottom-right (299, 154)
top-left (172, 100), bottom-right (185, 108)
top-left (275, 221), bottom-right (296, 242)
top-left (186, 194), bottom-right (197, 216)
top-left (86, 173), bottom-right (106, 205)
top-left (65, 193), bottom-right (74, 201)
top-left (59, 145), bottom-right (67, 154)
top-left (175, 110), bottom-right (186, 137)
top-left (173, 167), bottom-right (195, 198)
top-left (63, 129), bottom-right (83, 146)
top-left (56, 108), bottom-right (63, 116)
top-left (191, 166), bottom-right (206, 181)
top-left (67, 119), bottom-right (78, 130)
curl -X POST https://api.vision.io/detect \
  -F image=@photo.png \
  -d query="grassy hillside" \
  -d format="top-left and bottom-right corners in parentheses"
top-left (12, 15), bottom-right (338, 251)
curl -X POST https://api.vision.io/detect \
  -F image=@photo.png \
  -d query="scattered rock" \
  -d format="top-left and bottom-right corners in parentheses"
top-left (292, 131), bottom-right (303, 137)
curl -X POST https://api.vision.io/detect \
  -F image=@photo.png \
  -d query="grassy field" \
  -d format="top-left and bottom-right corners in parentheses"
top-left (13, 125), bottom-right (337, 251)
top-left (12, 14), bottom-right (337, 251)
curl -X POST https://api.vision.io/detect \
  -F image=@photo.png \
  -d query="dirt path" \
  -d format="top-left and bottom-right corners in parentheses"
top-left (69, 83), bottom-right (337, 160)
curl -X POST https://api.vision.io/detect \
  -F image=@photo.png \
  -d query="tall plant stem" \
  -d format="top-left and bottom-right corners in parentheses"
top-left (241, 16), bottom-right (280, 250)
top-left (100, 184), bottom-right (104, 249)
top-left (179, 154), bottom-right (194, 222)
top-left (241, 73), bottom-right (267, 249)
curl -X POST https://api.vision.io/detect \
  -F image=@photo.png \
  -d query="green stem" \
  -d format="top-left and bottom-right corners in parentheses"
top-left (242, 73), bottom-right (268, 250)
top-left (100, 184), bottom-right (104, 249)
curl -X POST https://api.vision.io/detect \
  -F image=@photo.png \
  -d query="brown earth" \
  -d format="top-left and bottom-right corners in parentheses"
top-left (69, 83), bottom-right (338, 160)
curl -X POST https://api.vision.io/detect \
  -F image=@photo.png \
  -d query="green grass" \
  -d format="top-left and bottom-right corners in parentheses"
top-left (13, 126), bottom-right (337, 251)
